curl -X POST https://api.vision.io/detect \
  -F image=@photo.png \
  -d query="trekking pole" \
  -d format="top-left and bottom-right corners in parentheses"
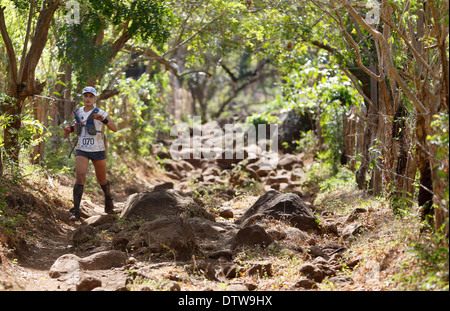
top-left (67, 135), bottom-right (77, 158)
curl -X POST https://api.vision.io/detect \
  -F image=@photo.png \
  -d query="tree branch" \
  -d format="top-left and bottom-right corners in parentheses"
top-left (124, 44), bottom-right (212, 78)
top-left (98, 89), bottom-right (120, 101)
top-left (18, 0), bottom-right (35, 83)
top-left (329, 0), bottom-right (383, 82)
top-left (20, 0), bottom-right (60, 97)
top-left (219, 61), bottom-right (239, 82)
top-left (379, 14), bottom-right (440, 81)
top-left (338, 0), bottom-right (429, 114)
top-left (110, 30), bottom-right (132, 61)
top-left (214, 75), bottom-right (261, 118)
top-left (0, 5), bottom-right (18, 95)
top-left (163, 14), bottom-right (223, 57)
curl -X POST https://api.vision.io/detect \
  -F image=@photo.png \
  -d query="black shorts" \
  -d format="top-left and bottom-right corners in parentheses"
top-left (75, 150), bottom-right (107, 161)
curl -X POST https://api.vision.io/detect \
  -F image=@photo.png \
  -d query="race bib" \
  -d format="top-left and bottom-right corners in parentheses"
top-left (80, 135), bottom-right (95, 149)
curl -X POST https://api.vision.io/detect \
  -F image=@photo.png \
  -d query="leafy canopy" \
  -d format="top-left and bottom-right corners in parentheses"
top-left (56, 0), bottom-right (173, 83)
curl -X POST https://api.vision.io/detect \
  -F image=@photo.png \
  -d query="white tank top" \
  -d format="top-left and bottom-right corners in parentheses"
top-left (74, 107), bottom-right (108, 152)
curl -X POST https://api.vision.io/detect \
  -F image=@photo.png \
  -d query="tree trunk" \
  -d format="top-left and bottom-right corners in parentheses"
top-left (0, 147), bottom-right (3, 177)
top-left (316, 103), bottom-right (323, 152)
top-left (0, 0), bottom-right (60, 165)
top-left (341, 105), bottom-right (357, 170)
top-left (2, 99), bottom-right (23, 165)
top-left (31, 97), bottom-right (49, 164)
top-left (355, 105), bottom-right (376, 190)
top-left (356, 71), bottom-right (379, 190)
top-left (390, 104), bottom-right (412, 211)
top-left (416, 114), bottom-right (434, 226)
top-left (355, 104), bottom-right (366, 164)
top-left (62, 65), bottom-right (74, 121)
top-left (370, 110), bottom-right (384, 196)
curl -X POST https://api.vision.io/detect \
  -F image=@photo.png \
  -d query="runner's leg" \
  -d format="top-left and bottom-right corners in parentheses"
top-left (93, 159), bottom-right (114, 213)
top-left (71, 155), bottom-right (90, 221)
top-left (92, 159), bottom-right (107, 185)
top-left (75, 155), bottom-right (90, 185)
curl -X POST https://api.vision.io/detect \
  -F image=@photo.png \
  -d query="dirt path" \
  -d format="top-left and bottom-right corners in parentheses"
top-left (1, 154), bottom-right (410, 292)
top-left (2, 190), bottom-right (356, 291)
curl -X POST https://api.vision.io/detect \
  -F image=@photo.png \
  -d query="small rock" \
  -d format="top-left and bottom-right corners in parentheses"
top-left (244, 283), bottom-right (258, 291)
top-left (345, 208), bottom-right (367, 222)
top-left (230, 225), bottom-right (274, 250)
top-left (299, 263), bottom-right (324, 282)
top-left (76, 276), bottom-right (102, 291)
top-left (83, 214), bottom-right (116, 227)
top-left (219, 208), bottom-right (234, 219)
top-left (346, 258), bottom-right (361, 269)
top-left (328, 276), bottom-right (354, 286)
top-left (316, 264), bottom-right (337, 278)
top-left (226, 284), bottom-right (248, 291)
top-left (266, 175), bottom-right (290, 185)
top-left (154, 182), bottom-right (174, 191)
top-left (169, 282), bottom-right (181, 291)
top-left (72, 225), bottom-right (96, 245)
top-left (222, 264), bottom-right (240, 279)
top-left (267, 229), bottom-right (287, 240)
top-left (294, 278), bottom-right (317, 289)
top-left (247, 263), bottom-right (273, 277)
top-left (322, 222), bottom-right (339, 235)
top-left (342, 223), bottom-right (365, 240)
top-left (207, 249), bottom-right (233, 261)
top-left (307, 245), bottom-right (328, 259)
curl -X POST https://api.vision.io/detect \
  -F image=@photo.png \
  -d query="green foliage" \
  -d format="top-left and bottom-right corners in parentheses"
top-left (56, 22), bottom-right (112, 85)
top-left (428, 112), bottom-right (449, 215)
top-left (295, 130), bottom-right (319, 157)
top-left (89, 0), bottom-right (172, 43)
top-left (0, 184), bottom-right (24, 237)
top-left (428, 112), bottom-right (449, 175)
top-left (0, 95), bottom-right (49, 177)
top-left (319, 166), bottom-right (357, 192)
top-left (56, 0), bottom-right (173, 84)
top-left (8, 0), bottom-right (44, 13)
top-left (109, 73), bottom-right (172, 156)
top-left (319, 83), bottom-right (358, 170)
top-left (277, 54), bottom-right (363, 167)
top-left (246, 111), bottom-right (279, 127)
top-left (41, 129), bottom-right (75, 175)
top-left (399, 231), bottom-right (449, 290)
top-left (18, 113), bottom-right (46, 151)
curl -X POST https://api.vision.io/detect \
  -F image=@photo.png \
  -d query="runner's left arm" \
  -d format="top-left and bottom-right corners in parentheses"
top-left (94, 113), bottom-right (118, 132)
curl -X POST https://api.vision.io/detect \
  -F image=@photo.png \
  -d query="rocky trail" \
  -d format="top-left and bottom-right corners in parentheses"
top-left (1, 142), bottom-right (398, 292)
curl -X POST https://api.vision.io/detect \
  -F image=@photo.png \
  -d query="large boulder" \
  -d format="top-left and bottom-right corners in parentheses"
top-left (120, 189), bottom-right (211, 221)
top-left (236, 190), bottom-right (320, 232)
top-left (48, 254), bottom-right (81, 279)
top-left (278, 108), bottom-right (312, 153)
top-left (49, 250), bottom-right (127, 279)
top-left (72, 225), bottom-right (97, 245)
top-left (138, 216), bottom-right (197, 260)
top-left (276, 153), bottom-right (303, 170)
top-left (79, 250), bottom-right (128, 270)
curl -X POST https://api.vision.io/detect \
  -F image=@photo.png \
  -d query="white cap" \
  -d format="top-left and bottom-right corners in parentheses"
top-left (82, 86), bottom-right (98, 97)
